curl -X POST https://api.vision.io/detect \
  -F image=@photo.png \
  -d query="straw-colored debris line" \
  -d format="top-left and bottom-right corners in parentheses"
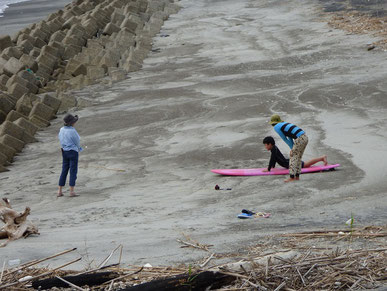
top-left (328, 11), bottom-right (387, 49)
top-left (0, 226), bottom-right (386, 290)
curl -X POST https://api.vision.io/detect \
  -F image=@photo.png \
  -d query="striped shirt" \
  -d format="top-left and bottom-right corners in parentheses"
top-left (273, 122), bottom-right (305, 149)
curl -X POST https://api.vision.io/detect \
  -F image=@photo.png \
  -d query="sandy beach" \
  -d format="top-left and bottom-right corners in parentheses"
top-left (0, 0), bottom-right (73, 36)
top-left (0, 0), bottom-right (386, 270)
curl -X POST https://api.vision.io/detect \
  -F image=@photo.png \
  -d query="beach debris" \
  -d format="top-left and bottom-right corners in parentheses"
top-left (238, 209), bottom-right (271, 219)
top-left (18, 275), bottom-right (33, 282)
top-left (0, 197), bottom-right (39, 247)
top-left (368, 45), bottom-right (376, 51)
top-left (0, 226), bottom-right (385, 290)
top-left (177, 233), bottom-right (213, 252)
top-left (214, 184), bottom-right (232, 190)
top-left (177, 238), bottom-right (213, 252)
top-left (199, 253), bottom-right (215, 268)
top-left (32, 271), bottom-right (119, 290)
top-left (345, 217), bottom-right (354, 226)
top-left (256, 212), bottom-right (271, 218)
top-left (122, 270), bottom-right (235, 290)
top-left (218, 247), bottom-right (387, 290)
top-left (328, 11), bottom-right (387, 49)
top-left (0, 246), bottom-right (120, 289)
top-left (0, 257), bottom-right (82, 289)
top-left (281, 226), bottom-right (386, 239)
top-left (143, 263), bottom-right (152, 268)
top-left (98, 244), bottom-right (123, 268)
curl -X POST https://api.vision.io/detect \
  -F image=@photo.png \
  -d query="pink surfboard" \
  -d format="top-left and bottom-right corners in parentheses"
top-left (211, 164), bottom-right (340, 176)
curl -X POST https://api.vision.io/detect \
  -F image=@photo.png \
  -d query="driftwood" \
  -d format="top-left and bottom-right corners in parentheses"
top-left (0, 226), bottom-right (385, 290)
top-left (121, 271), bottom-right (235, 291)
top-left (0, 198), bottom-right (39, 247)
top-left (0, 257), bottom-right (81, 289)
top-left (32, 271), bottom-right (120, 290)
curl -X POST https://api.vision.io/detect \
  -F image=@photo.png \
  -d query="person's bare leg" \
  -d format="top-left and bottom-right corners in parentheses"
top-left (57, 186), bottom-right (63, 197)
top-left (304, 155), bottom-right (328, 168)
top-left (284, 177), bottom-right (296, 182)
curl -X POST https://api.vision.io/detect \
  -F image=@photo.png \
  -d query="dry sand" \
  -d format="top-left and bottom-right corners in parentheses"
top-left (1, 0), bottom-right (387, 269)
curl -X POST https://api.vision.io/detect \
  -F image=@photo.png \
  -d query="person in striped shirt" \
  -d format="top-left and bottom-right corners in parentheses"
top-left (269, 114), bottom-right (309, 182)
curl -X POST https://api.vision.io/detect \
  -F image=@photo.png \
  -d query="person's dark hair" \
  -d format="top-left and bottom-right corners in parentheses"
top-left (263, 136), bottom-right (275, 145)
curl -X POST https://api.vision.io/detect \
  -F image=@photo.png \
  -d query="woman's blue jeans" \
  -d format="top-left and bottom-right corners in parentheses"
top-left (59, 150), bottom-right (78, 187)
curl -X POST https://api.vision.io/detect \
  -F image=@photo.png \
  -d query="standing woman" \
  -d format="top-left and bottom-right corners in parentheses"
top-left (269, 114), bottom-right (308, 182)
top-left (58, 114), bottom-right (82, 197)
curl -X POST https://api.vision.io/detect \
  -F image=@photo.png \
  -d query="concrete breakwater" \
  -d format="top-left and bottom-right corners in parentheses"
top-left (0, 0), bottom-right (180, 172)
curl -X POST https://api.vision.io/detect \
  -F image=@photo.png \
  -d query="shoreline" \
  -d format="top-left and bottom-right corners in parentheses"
top-left (0, 0), bottom-right (73, 36)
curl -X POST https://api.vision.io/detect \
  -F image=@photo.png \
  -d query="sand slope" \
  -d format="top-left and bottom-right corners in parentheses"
top-left (1, 0), bottom-right (387, 268)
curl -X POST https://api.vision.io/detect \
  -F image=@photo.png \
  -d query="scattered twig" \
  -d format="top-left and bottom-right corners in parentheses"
top-left (118, 245), bottom-right (123, 265)
top-left (296, 267), bottom-right (306, 286)
top-left (274, 281), bottom-right (286, 291)
top-left (303, 263), bottom-right (317, 278)
top-left (98, 244), bottom-right (122, 268)
top-left (0, 261), bottom-right (5, 283)
top-left (176, 239), bottom-right (210, 252)
top-left (199, 253), bottom-right (215, 268)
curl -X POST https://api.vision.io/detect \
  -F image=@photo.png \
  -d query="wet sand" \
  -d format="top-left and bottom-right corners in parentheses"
top-left (0, 0), bottom-right (73, 36)
top-left (0, 0), bottom-right (387, 269)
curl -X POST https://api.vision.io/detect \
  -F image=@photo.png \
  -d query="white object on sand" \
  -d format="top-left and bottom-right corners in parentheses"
top-left (19, 275), bottom-right (33, 282)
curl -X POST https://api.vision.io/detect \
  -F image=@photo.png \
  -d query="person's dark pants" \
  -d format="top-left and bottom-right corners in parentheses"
top-left (59, 150), bottom-right (78, 187)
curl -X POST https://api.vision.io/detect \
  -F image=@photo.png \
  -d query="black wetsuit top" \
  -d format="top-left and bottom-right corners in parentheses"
top-left (267, 145), bottom-right (304, 171)
top-left (268, 145), bottom-right (289, 171)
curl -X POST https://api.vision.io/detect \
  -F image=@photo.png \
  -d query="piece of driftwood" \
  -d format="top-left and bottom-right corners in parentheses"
top-left (0, 257), bottom-right (81, 289)
top-left (32, 271), bottom-right (120, 289)
top-left (120, 271), bottom-right (235, 291)
top-left (55, 276), bottom-right (86, 291)
top-left (0, 198), bottom-right (39, 247)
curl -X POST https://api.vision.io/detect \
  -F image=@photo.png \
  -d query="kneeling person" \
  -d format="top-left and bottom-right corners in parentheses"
top-left (262, 136), bottom-right (327, 172)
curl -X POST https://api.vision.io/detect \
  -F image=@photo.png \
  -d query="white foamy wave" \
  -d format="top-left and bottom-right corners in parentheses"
top-left (0, 0), bottom-right (31, 17)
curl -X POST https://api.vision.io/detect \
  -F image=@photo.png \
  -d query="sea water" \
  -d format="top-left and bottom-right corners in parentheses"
top-left (0, 0), bottom-right (31, 17)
